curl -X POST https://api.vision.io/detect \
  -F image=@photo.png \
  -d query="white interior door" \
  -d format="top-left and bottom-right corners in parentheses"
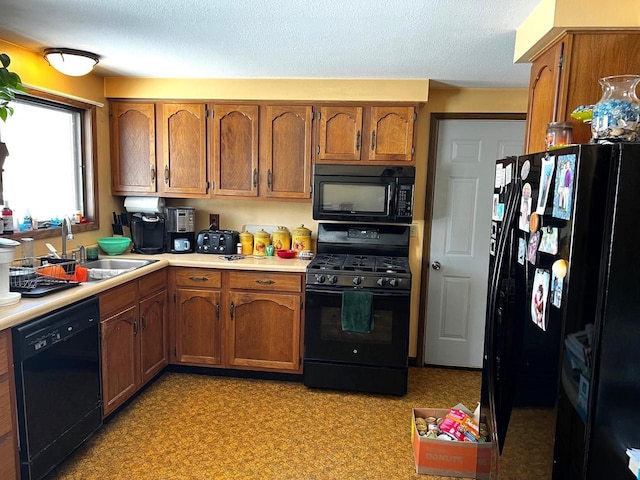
top-left (424, 119), bottom-right (524, 367)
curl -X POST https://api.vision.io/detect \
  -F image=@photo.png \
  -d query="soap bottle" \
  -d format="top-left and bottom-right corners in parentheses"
top-left (2, 203), bottom-right (13, 234)
top-left (22, 209), bottom-right (33, 231)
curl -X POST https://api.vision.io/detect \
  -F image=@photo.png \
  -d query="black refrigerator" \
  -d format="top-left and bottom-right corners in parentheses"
top-left (480, 143), bottom-right (640, 479)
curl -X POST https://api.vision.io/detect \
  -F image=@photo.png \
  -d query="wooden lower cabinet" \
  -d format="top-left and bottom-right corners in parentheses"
top-left (175, 288), bottom-right (222, 365)
top-left (228, 291), bottom-right (301, 371)
top-left (170, 267), bottom-right (304, 374)
top-left (0, 330), bottom-right (18, 480)
top-left (100, 270), bottom-right (168, 417)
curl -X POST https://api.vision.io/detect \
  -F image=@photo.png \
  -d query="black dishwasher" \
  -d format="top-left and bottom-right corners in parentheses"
top-left (13, 296), bottom-right (102, 480)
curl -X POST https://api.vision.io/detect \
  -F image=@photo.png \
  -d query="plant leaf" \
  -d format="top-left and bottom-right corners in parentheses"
top-left (0, 54), bottom-right (9, 69)
top-left (0, 109), bottom-right (7, 122)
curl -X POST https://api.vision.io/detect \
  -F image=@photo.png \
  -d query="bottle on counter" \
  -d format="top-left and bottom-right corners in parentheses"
top-left (22, 209), bottom-right (33, 231)
top-left (2, 202), bottom-right (14, 234)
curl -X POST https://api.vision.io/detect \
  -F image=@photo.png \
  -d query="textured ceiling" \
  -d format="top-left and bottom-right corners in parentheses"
top-left (0, 0), bottom-right (540, 87)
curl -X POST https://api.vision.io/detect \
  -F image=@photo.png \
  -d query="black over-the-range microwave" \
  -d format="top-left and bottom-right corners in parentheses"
top-left (312, 164), bottom-right (415, 224)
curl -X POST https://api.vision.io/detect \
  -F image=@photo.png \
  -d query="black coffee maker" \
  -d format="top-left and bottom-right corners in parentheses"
top-left (130, 213), bottom-right (165, 254)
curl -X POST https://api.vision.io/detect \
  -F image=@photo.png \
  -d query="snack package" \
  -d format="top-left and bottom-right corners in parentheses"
top-left (438, 408), bottom-right (480, 442)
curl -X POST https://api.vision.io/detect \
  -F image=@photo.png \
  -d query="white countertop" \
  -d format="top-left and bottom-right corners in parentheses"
top-left (0, 252), bottom-right (310, 331)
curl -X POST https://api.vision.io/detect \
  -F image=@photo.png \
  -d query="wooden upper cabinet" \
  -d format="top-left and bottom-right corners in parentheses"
top-left (263, 105), bottom-right (313, 199)
top-left (525, 31), bottom-right (640, 153)
top-left (211, 104), bottom-right (259, 197)
top-left (318, 106), bottom-right (363, 162)
top-left (369, 106), bottom-right (415, 162)
top-left (526, 42), bottom-right (562, 154)
top-left (158, 103), bottom-right (208, 196)
top-left (110, 102), bottom-right (157, 195)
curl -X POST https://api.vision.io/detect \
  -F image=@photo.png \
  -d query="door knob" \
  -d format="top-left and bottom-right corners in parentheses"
top-left (431, 261), bottom-right (442, 270)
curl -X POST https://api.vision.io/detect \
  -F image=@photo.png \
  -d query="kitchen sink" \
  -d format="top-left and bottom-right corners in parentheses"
top-left (80, 258), bottom-right (156, 282)
top-left (81, 258), bottom-right (154, 270)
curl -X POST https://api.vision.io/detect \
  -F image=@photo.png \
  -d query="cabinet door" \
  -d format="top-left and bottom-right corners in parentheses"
top-left (175, 288), bottom-right (222, 365)
top-left (211, 104), bottom-right (259, 197)
top-left (264, 105), bottom-right (312, 199)
top-left (0, 331), bottom-right (18, 480)
top-left (159, 103), bottom-right (208, 196)
top-left (525, 42), bottom-right (563, 154)
top-left (110, 102), bottom-right (157, 194)
top-left (101, 305), bottom-right (139, 417)
top-left (318, 106), bottom-right (363, 162)
top-left (228, 291), bottom-right (301, 372)
top-left (139, 289), bottom-right (168, 385)
top-left (369, 106), bottom-right (415, 162)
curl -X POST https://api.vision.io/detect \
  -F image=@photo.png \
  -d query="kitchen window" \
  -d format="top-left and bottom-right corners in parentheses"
top-left (0, 89), bottom-right (98, 237)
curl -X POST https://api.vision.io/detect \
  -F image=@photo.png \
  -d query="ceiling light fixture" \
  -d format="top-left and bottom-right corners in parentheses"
top-left (44, 48), bottom-right (100, 76)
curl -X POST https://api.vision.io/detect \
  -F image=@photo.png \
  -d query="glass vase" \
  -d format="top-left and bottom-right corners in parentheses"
top-left (591, 75), bottom-right (640, 143)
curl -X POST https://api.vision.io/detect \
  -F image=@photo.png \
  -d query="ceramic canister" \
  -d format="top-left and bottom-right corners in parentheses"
top-left (253, 229), bottom-right (271, 256)
top-left (272, 226), bottom-right (291, 251)
top-left (291, 224), bottom-right (312, 255)
top-left (239, 230), bottom-right (254, 255)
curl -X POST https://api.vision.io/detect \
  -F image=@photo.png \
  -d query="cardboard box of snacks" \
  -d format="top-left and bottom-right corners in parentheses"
top-left (412, 408), bottom-right (492, 479)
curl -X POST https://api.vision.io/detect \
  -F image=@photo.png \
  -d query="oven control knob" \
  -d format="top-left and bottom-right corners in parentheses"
top-left (315, 274), bottom-right (326, 284)
top-left (352, 276), bottom-right (362, 285)
top-left (328, 275), bottom-right (337, 284)
top-left (389, 278), bottom-right (399, 287)
top-left (376, 277), bottom-right (387, 287)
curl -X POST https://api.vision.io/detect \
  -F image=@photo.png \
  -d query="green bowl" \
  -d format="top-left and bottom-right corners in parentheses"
top-left (97, 237), bottom-right (132, 256)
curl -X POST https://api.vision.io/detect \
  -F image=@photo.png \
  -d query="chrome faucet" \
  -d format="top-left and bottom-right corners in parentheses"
top-left (61, 217), bottom-right (74, 259)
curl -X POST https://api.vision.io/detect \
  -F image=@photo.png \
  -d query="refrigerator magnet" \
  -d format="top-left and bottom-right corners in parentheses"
top-left (505, 163), bottom-right (512, 185)
top-left (536, 155), bottom-right (556, 214)
top-left (539, 227), bottom-right (559, 254)
top-left (521, 160), bottom-right (530, 180)
top-left (519, 183), bottom-right (532, 231)
top-left (517, 237), bottom-right (526, 265)
top-left (551, 271), bottom-right (564, 308)
top-left (495, 164), bottom-right (504, 188)
top-left (492, 195), bottom-right (500, 220)
top-left (531, 268), bottom-right (550, 331)
top-left (552, 154), bottom-right (576, 220)
top-left (527, 231), bottom-right (540, 264)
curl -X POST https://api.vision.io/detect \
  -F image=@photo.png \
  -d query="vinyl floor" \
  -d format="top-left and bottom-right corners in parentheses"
top-left (49, 367), bottom-right (482, 480)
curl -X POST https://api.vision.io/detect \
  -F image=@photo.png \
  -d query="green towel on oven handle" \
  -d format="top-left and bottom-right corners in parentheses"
top-left (341, 290), bottom-right (374, 333)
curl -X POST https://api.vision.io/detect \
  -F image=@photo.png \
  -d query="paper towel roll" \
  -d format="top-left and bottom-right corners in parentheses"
top-left (124, 197), bottom-right (166, 214)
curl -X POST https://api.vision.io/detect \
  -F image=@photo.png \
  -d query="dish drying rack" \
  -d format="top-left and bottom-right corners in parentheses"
top-left (10, 257), bottom-right (80, 293)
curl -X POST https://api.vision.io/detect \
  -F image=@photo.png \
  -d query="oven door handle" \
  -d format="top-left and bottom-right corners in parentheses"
top-left (305, 287), bottom-right (410, 297)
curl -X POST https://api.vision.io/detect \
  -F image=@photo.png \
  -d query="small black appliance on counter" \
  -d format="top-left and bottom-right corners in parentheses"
top-left (196, 229), bottom-right (239, 254)
top-left (130, 213), bottom-right (165, 254)
top-left (165, 206), bottom-right (195, 253)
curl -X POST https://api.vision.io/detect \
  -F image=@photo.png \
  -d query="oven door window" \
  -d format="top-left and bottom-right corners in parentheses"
top-left (305, 288), bottom-right (410, 367)
top-left (319, 182), bottom-right (389, 215)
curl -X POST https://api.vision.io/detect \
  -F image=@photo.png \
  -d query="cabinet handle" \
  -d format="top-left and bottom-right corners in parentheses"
top-left (189, 276), bottom-right (209, 282)
top-left (164, 165), bottom-right (169, 184)
top-left (356, 130), bottom-right (361, 151)
top-left (141, 315), bottom-right (146, 331)
top-left (253, 168), bottom-right (258, 188)
top-left (371, 130), bottom-right (376, 150)
top-left (151, 166), bottom-right (156, 183)
top-left (267, 169), bottom-right (272, 190)
top-left (230, 302), bottom-right (235, 320)
top-left (215, 303), bottom-right (220, 320)
top-left (256, 279), bottom-right (275, 285)
top-left (133, 320), bottom-right (138, 335)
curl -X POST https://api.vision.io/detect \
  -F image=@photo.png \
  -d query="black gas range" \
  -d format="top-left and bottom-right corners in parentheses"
top-left (303, 223), bottom-right (411, 396)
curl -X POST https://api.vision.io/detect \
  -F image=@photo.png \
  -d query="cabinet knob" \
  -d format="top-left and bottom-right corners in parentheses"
top-left (371, 130), bottom-right (376, 150)
top-left (356, 130), bottom-right (361, 151)
top-left (150, 166), bottom-right (156, 183)
top-left (253, 168), bottom-right (258, 188)
top-left (230, 302), bottom-right (235, 320)
top-left (256, 279), bottom-right (275, 285)
top-left (267, 169), bottom-right (272, 190)
top-left (215, 303), bottom-right (220, 320)
top-left (164, 165), bottom-right (169, 184)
